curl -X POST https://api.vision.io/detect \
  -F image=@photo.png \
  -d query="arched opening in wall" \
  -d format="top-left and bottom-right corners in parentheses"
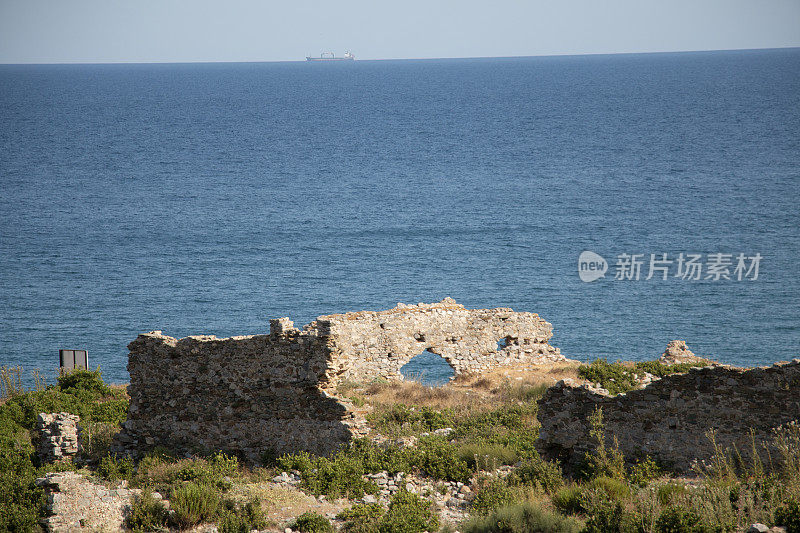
top-left (400, 350), bottom-right (455, 386)
top-left (497, 337), bottom-right (516, 351)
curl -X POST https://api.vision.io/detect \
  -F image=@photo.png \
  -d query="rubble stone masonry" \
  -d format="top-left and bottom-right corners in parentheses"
top-left (113, 299), bottom-right (565, 460)
top-left (536, 360), bottom-right (800, 473)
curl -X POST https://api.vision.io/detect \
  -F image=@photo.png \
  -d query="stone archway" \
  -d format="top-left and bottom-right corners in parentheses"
top-left (399, 349), bottom-right (456, 386)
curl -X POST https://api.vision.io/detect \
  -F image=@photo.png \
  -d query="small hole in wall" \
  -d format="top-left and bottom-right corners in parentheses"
top-left (497, 337), bottom-right (509, 351)
top-left (400, 350), bottom-right (455, 387)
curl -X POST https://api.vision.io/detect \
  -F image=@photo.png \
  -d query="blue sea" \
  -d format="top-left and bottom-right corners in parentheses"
top-left (1, 48), bottom-right (799, 385)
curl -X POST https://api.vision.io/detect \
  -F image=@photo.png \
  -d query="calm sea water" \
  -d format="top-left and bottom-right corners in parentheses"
top-left (1, 49), bottom-right (799, 385)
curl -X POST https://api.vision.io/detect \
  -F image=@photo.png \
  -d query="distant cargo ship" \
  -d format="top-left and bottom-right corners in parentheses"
top-left (306, 51), bottom-right (355, 61)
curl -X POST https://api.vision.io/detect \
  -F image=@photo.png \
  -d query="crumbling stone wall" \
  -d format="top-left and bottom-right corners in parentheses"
top-left (36, 472), bottom-right (137, 532)
top-left (113, 299), bottom-right (565, 460)
top-left (37, 413), bottom-right (80, 463)
top-left (319, 298), bottom-right (563, 384)
top-left (536, 360), bottom-right (800, 473)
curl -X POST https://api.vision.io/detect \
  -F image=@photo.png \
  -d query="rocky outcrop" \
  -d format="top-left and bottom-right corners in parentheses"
top-left (113, 299), bottom-right (566, 460)
top-left (536, 360), bottom-right (800, 473)
top-left (37, 413), bottom-right (80, 464)
top-left (658, 340), bottom-right (706, 365)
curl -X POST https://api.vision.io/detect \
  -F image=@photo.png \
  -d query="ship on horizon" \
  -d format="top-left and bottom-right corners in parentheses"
top-left (306, 51), bottom-right (355, 61)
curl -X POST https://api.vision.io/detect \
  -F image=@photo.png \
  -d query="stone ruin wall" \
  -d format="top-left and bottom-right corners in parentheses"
top-left (536, 360), bottom-right (800, 474)
top-left (320, 298), bottom-right (563, 385)
top-left (113, 299), bottom-right (565, 460)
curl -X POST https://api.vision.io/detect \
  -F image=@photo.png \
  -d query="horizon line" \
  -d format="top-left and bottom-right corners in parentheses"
top-left (1, 45), bottom-right (798, 66)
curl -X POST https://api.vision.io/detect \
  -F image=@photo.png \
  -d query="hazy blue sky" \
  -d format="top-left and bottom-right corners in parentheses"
top-left (1, 0), bottom-right (799, 63)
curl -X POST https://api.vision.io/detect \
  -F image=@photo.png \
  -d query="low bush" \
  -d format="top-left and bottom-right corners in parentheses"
top-left (370, 404), bottom-right (456, 436)
top-left (578, 359), bottom-right (707, 396)
top-left (379, 490), bottom-right (439, 533)
top-left (57, 368), bottom-right (112, 397)
top-left (458, 442), bottom-right (519, 471)
top-left (338, 503), bottom-right (385, 533)
top-left (293, 511), bottom-right (334, 533)
top-left (461, 501), bottom-right (583, 533)
top-left (552, 484), bottom-right (583, 515)
top-left (98, 453), bottom-right (134, 481)
top-left (217, 498), bottom-right (268, 533)
top-left (775, 500), bottom-right (800, 533)
top-left (581, 408), bottom-right (626, 481)
top-left (415, 437), bottom-right (473, 483)
top-left (577, 359), bottom-right (637, 395)
top-left (471, 477), bottom-right (519, 516)
top-left (169, 482), bottom-right (221, 529)
top-left (588, 476), bottom-right (631, 502)
top-left (656, 483), bottom-right (689, 505)
top-left (135, 452), bottom-right (239, 492)
top-left (278, 449), bottom-right (379, 499)
top-left (581, 492), bottom-right (637, 533)
top-left (126, 488), bottom-right (169, 532)
top-left (509, 454), bottom-right (564, 494)
top-left (628, 456), bottom-right (662, 487)
top-left (655, 505), bottom-right (704, 533)
top-left (632, 360), bottom-right (707, 378)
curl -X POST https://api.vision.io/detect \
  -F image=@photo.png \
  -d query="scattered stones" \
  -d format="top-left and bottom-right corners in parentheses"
top-left (36, 413), bottom-right (80, 464)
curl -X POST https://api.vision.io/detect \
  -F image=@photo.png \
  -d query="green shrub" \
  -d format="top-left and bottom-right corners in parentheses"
top-left (775, 500), bottom-right (800, 533)
top-left (509, 454), bottom-right (564, 494)
top-left (293, 511), bottom-right (334, 533)
top-left (461, 501), bottom-right (583, 533)
top-left (277, 439), bottom-right (415, 498)
top-left (581, 408), bottom-right (626, 481)
top-left (633, 360), bottom-right (707, 377)
top-left (172, 452), bottom-right (238, 489)
top-left (379, 490), bottom-right (439, 533)
top-left (338, 503), bottom-right (385, 533)
top-left (217, 498), bottom-right (268, 533)
top-left (588, 476), bottom-right (631, 502)
top-left (169, 482), bottom-right (221, 529)
top-left (471, 477), bottom-right (518, 516)
top-left (577, 359), bottom-right (637, 395)
top-left (98, 453), bottom-right (134, 482)
top-left (415, 437), bottom-right (473, 483)
top-left (371, 405), bottom-right (456, 436)
top-left (552, 485), bottom-right (583, 515)
top-left (655, 505), bottom-right (705, 533)
top-left (458, 443), bottom-right (519, 470)
top-left (57, 368), bottom-right (112, 396)
top-left (656, 483), bottom-right (689, 505)
top-left (628, 456), bottom-right (662, 487)
top-left (0, 437), bottom-right (45, 532)
top-left (0, 381), bottom-right (127, 430)
top-left (582, 493), bottom-right (637, 533)
top-left (126, 488), bottom-right (169, 532)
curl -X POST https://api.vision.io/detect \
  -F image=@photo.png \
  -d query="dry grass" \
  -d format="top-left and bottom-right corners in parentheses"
top-left (233, 481), bottom-right (348, 525)
top-left (345, 362), bottom-right (581, 414)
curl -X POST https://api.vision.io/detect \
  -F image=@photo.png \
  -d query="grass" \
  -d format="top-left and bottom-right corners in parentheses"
top-left (3, 361), bottom-right (799, 533)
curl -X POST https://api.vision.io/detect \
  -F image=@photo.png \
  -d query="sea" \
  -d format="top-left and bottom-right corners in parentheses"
top-left (1, 48), bottom-right (799, 386)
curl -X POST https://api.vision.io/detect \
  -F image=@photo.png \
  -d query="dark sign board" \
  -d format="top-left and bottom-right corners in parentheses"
top-left (59, 349), bottom-right (88, 371)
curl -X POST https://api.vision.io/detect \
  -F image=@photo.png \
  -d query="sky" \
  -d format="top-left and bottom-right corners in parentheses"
top-left (1, 0), bottom-right (799, 64)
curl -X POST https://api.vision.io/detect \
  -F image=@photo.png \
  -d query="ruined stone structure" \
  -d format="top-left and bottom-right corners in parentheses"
top-left (36, 472), bottom-right (136, 532)
top-left (113, 299), bottom-right (565, 460)
top-left (537, 360), bottom-right (800, 473)
top-left (37, 413), bottom-right (80, 464)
